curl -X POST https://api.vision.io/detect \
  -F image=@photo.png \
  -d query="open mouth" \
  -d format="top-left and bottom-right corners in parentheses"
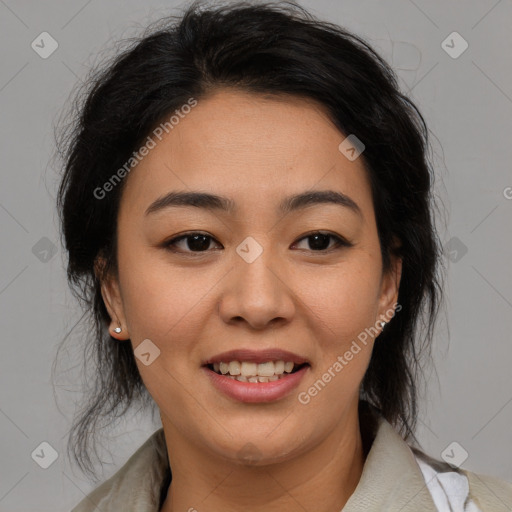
top-left (205, 361), bottom-right (310, 383)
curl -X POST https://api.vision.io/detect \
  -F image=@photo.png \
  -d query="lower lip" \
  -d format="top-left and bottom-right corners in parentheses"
top-left (202, 365), bottom-right (310, 403)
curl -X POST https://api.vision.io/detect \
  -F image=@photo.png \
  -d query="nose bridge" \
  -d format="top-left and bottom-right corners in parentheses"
top-left (239, 244), bottom-right (279, 294)
top-left (219, 235), bottom-right (295, 328)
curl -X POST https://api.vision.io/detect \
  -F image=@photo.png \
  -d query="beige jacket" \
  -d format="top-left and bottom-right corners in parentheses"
top-left (70, 404), bottom-right (512, 511)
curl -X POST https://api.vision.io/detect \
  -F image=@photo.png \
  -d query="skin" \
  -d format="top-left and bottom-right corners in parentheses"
top-left (99, 88), bottom-right (402, 512)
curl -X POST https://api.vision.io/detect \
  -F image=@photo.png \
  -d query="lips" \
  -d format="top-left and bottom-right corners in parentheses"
top-left (201, 348), bottom-right (311, 403)
top-left (202, 363), bottom-right (310, 403)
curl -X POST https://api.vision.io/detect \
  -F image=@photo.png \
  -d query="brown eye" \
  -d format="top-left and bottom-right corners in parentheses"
top-left (292, 231), bottom-right (352, 252)
top-left (163, 230), bottom-right (352, 255)
top-left (164, 232), bottom-right (222, 253)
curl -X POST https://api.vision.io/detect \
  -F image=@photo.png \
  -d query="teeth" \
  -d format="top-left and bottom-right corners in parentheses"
top-left (210, 359), bottom-right (303, 379)
top-left (228, 361), bottom-right (241, 375)
top-left (256, 361), bottom-right (275, 377)
top-left (241, 362), bottom-right (258, 377)
top-left (274, 360), bottom-right (284, 374)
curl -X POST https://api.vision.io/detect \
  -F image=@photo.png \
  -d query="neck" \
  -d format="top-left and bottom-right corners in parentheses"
top-left (160, 403), bottom-right (366, 512)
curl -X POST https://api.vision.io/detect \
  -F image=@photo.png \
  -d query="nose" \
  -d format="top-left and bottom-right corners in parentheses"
top-left (218, 248), bottom-right (296, 331)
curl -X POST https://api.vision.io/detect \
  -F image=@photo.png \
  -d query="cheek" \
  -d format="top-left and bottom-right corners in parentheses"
top-left (117, 246), bottom-right (214, 340)
top-left (295, 261), bottom-right (381, 411)
top-left (297, 254), bottom-right (382, 342)
top-left (119, 257), bottom-right (213, 408)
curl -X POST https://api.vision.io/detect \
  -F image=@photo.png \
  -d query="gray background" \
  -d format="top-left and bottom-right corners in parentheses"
top-left (0, 0), bottom-right (511, 510)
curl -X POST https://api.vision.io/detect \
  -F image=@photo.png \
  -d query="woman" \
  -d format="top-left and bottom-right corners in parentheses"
top-left (56, 1), bottom-right (512, 511)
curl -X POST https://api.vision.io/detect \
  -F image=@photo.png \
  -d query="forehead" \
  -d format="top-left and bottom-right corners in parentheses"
top-left (118, 89), bottom-right (373, 220)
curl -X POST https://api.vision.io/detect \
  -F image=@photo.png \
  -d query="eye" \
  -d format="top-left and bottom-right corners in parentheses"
top-left (292, 231), bottom-right (352, 252)
top-left (163, 230), bottom-right (352, 255)
top-left (163, 232), bottom-right (222, 254)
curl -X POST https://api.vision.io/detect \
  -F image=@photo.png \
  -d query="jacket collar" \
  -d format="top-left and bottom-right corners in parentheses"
top-left (342, 403), bottom-right (437, 511)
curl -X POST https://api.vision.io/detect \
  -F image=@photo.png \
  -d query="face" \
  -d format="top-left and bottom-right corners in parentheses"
top-left (99, 88), bottom-right (401, 466)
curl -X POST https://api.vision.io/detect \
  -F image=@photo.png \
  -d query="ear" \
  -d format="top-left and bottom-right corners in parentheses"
top-left (376, 247), bottom-right (402, 327)
top-left (94, 256), bottom-right (129, 340)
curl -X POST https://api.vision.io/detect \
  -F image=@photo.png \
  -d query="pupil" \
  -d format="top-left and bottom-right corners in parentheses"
top-left (188, 234), bottom-right (210, 251)
top-left (309, 233), bottom-right (330, 250)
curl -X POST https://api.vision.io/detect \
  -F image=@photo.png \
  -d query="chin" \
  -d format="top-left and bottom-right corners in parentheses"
top-left (203, 429), bottom-right (309, 467)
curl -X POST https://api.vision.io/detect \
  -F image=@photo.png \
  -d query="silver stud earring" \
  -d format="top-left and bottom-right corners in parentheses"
top-left (379, 321), bottom-right (386, 329)
top-left (114, 326), bottom-right (122, 333)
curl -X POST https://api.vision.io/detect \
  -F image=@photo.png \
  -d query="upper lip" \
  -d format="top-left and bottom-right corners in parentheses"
top-left (203, 349), bottom-right (309, 365)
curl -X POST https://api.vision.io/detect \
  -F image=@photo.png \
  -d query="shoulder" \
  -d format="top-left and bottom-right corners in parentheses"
top-left (462, 467), bottom-right (512, 511)
top-left (359, 401), bottom-right (512, 511)
top-left (412, 447), bottom-right (512, 512)
top-left (70, 428), bottom-right (169, 512)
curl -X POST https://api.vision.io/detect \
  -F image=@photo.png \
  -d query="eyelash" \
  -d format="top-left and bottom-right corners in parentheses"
top-left (162, 231), bottom-right (353, 255)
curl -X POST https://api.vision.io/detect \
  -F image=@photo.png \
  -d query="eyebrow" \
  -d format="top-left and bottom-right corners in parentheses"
top-left (144, 189), bottom-right (362, 218)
